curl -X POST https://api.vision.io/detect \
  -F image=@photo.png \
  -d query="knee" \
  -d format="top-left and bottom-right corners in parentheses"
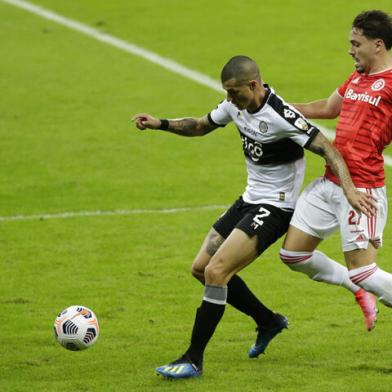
top-left (204, 255), bottom-right (228, 286)
top-left (191, 263), bottom-right (205, 282)
top-left (279, 248), bottom-right (313, 271)
top-left (279, 248), bottom-right (289, 264)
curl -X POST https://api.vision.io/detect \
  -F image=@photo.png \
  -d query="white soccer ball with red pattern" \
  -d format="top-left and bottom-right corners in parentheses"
top-left (54, 305), bottom-right (99, 351)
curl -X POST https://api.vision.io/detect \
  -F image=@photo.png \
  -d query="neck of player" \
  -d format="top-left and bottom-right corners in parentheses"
top-left (247, 86), bottom-right (267, 113)
top-left (370, 53), bottom-right (392, 74)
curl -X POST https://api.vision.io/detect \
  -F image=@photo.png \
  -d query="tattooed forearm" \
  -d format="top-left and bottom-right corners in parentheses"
top-left (168, 118), bottom-right (200, 136)
top-left (306, 130), bottom-right (376, 216)
top-left (325, 147), bottom-right (353, 191)
top-left (308, 132), bottom-right (354, 194)
top-left (165, 116), bottom-right (217, 136)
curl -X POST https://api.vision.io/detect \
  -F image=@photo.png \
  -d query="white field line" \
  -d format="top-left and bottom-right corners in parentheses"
top-left (0, 0), bottom-right (223, 93)
top-left (0, 205), bottom-right (228, 222)
top-left (1, 0), bottom-right (392, 224)
top-left (2, 0), bottom-right (392, 165)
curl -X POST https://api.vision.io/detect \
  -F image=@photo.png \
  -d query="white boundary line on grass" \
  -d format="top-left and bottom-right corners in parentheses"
top-left (0, 0), bottom-right (223, 92)
top-left (0, 205), bottom-right (228, 222)
top-left (2, 0), bottom-right (392, 166)
top-left (1, 0), bottom-right (392, 224)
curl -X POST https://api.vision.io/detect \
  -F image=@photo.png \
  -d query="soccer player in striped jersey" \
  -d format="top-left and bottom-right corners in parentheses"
top-left (280, 10), bottom-right (392, 332)
top-left (132, 56), bottom-right (374, 379)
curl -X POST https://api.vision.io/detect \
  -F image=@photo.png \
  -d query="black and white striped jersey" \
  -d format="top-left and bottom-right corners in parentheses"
top-left (208, 85), bottom-right (319, 209)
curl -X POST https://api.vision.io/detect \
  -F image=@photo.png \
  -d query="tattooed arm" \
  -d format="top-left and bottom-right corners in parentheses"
top-left (308, 132), bottom-right (376, 216)
top-left (131, 113), bottom-right (218, 136)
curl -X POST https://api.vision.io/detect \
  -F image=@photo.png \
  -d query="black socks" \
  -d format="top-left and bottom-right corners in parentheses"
top-left (227, 274), bottom-right (275, 327)
top-left (185, 300), bottom-right (225, 368)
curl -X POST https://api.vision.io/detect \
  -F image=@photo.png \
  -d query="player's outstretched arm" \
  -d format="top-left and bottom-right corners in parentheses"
top-left (131, 113), bottom-right (218, 136)
top-left (307, 132), bottom-right (377, 217)
top-left (292, 91), bottom-right (343, 119)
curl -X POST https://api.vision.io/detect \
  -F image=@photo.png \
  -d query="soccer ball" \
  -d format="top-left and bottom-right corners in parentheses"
top-left (54, 305), bottom-right (99, 351)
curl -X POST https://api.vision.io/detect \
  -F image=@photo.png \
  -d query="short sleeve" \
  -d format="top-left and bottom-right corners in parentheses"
top-left (267, 93), bottom-right (320, 149)
top-left (208, 100), bottom-right (232, 127)
top-left (284, 112), bottom-right (320, 149)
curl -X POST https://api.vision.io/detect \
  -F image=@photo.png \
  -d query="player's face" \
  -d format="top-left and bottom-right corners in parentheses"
top-left (349, 28), bottom-right (378, 74)
top-left (223, 78), bottom-right (255, 110)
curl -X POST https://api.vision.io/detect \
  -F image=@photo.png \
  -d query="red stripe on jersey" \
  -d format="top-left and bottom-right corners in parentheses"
top-left (325, 69), bottom-right (392, 188)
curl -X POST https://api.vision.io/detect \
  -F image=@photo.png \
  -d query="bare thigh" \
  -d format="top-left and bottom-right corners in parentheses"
top-left (282, 225), bottom-right (322, 252)
top-left (205, 228), bottom-right (259, 286)
top-left (191, 228), bottom-right (225, 282)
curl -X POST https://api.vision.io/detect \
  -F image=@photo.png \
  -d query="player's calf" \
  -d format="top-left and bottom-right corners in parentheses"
top-left (281, 248), bottom-right (379, 331)
top-left (279, 248), bottom-right (357, 289)
top-left (349, 263), bottom-right (392, 307)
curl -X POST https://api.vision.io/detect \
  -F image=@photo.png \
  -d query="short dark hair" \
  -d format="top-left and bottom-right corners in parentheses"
top-left (353, 10), bottom-right (392, 50)
top-left (220, 55), bottom-right (261, 84)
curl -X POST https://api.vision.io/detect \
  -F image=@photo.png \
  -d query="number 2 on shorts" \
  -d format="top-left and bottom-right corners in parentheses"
top-left (252, 207), bottom-right (271, 229)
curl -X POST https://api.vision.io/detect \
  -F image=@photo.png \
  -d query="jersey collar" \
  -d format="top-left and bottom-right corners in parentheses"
top-left (246, 84), bottom-right (271, 114)
top-left (368, 66), bottom-right (392, 76)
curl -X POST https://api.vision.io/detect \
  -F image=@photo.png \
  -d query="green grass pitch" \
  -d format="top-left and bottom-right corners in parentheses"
top-left (1, 0), bottom-right (392, 391)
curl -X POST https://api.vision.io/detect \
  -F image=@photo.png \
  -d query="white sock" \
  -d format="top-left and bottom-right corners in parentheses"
top-left (349, 263), bottom-right (392, 307)
top-left (280, 248), bottom-right (359, 293)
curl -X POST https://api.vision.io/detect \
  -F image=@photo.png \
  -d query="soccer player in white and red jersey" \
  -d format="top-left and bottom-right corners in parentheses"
top-left (280, 10), bottom-right (392, 331)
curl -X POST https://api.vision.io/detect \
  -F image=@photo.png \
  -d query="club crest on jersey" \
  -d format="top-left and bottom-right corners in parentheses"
top-left (258, 121), bottom-right (268, 133)
top-left (371, 79), bottom-right (385, 91)
top-left (294, 117), bottom-right (309, 131)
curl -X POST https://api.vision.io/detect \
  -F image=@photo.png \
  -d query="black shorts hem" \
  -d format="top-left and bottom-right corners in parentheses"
top-left (213, 197), bottom-right (293, 255)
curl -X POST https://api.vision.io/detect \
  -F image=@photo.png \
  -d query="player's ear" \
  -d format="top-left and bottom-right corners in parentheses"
top-left (249, 80), bottom-right (257, 90)
top-left (374, 38), bottom-right (385, 52)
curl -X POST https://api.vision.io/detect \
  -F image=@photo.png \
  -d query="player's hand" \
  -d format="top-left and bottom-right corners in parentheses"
top-left (345, 189), bottom-right (378, 217)
top-left (131, 113), bottom-right (161, 130)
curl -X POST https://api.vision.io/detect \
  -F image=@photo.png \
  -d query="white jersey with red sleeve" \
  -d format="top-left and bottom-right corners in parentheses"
top-left (325, 68), bottom-right (392, 187)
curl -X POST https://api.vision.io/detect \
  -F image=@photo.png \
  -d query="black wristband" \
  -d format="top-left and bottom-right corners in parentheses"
top-left (159, 119), bottom-right (169, 130)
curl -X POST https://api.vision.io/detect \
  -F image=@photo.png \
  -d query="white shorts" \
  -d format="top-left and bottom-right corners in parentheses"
top-left (290, 177), bottom-right (388, 252)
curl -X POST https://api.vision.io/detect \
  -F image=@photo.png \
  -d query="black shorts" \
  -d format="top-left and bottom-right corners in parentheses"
top-left (213, 196), bottom-right (293, 255)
